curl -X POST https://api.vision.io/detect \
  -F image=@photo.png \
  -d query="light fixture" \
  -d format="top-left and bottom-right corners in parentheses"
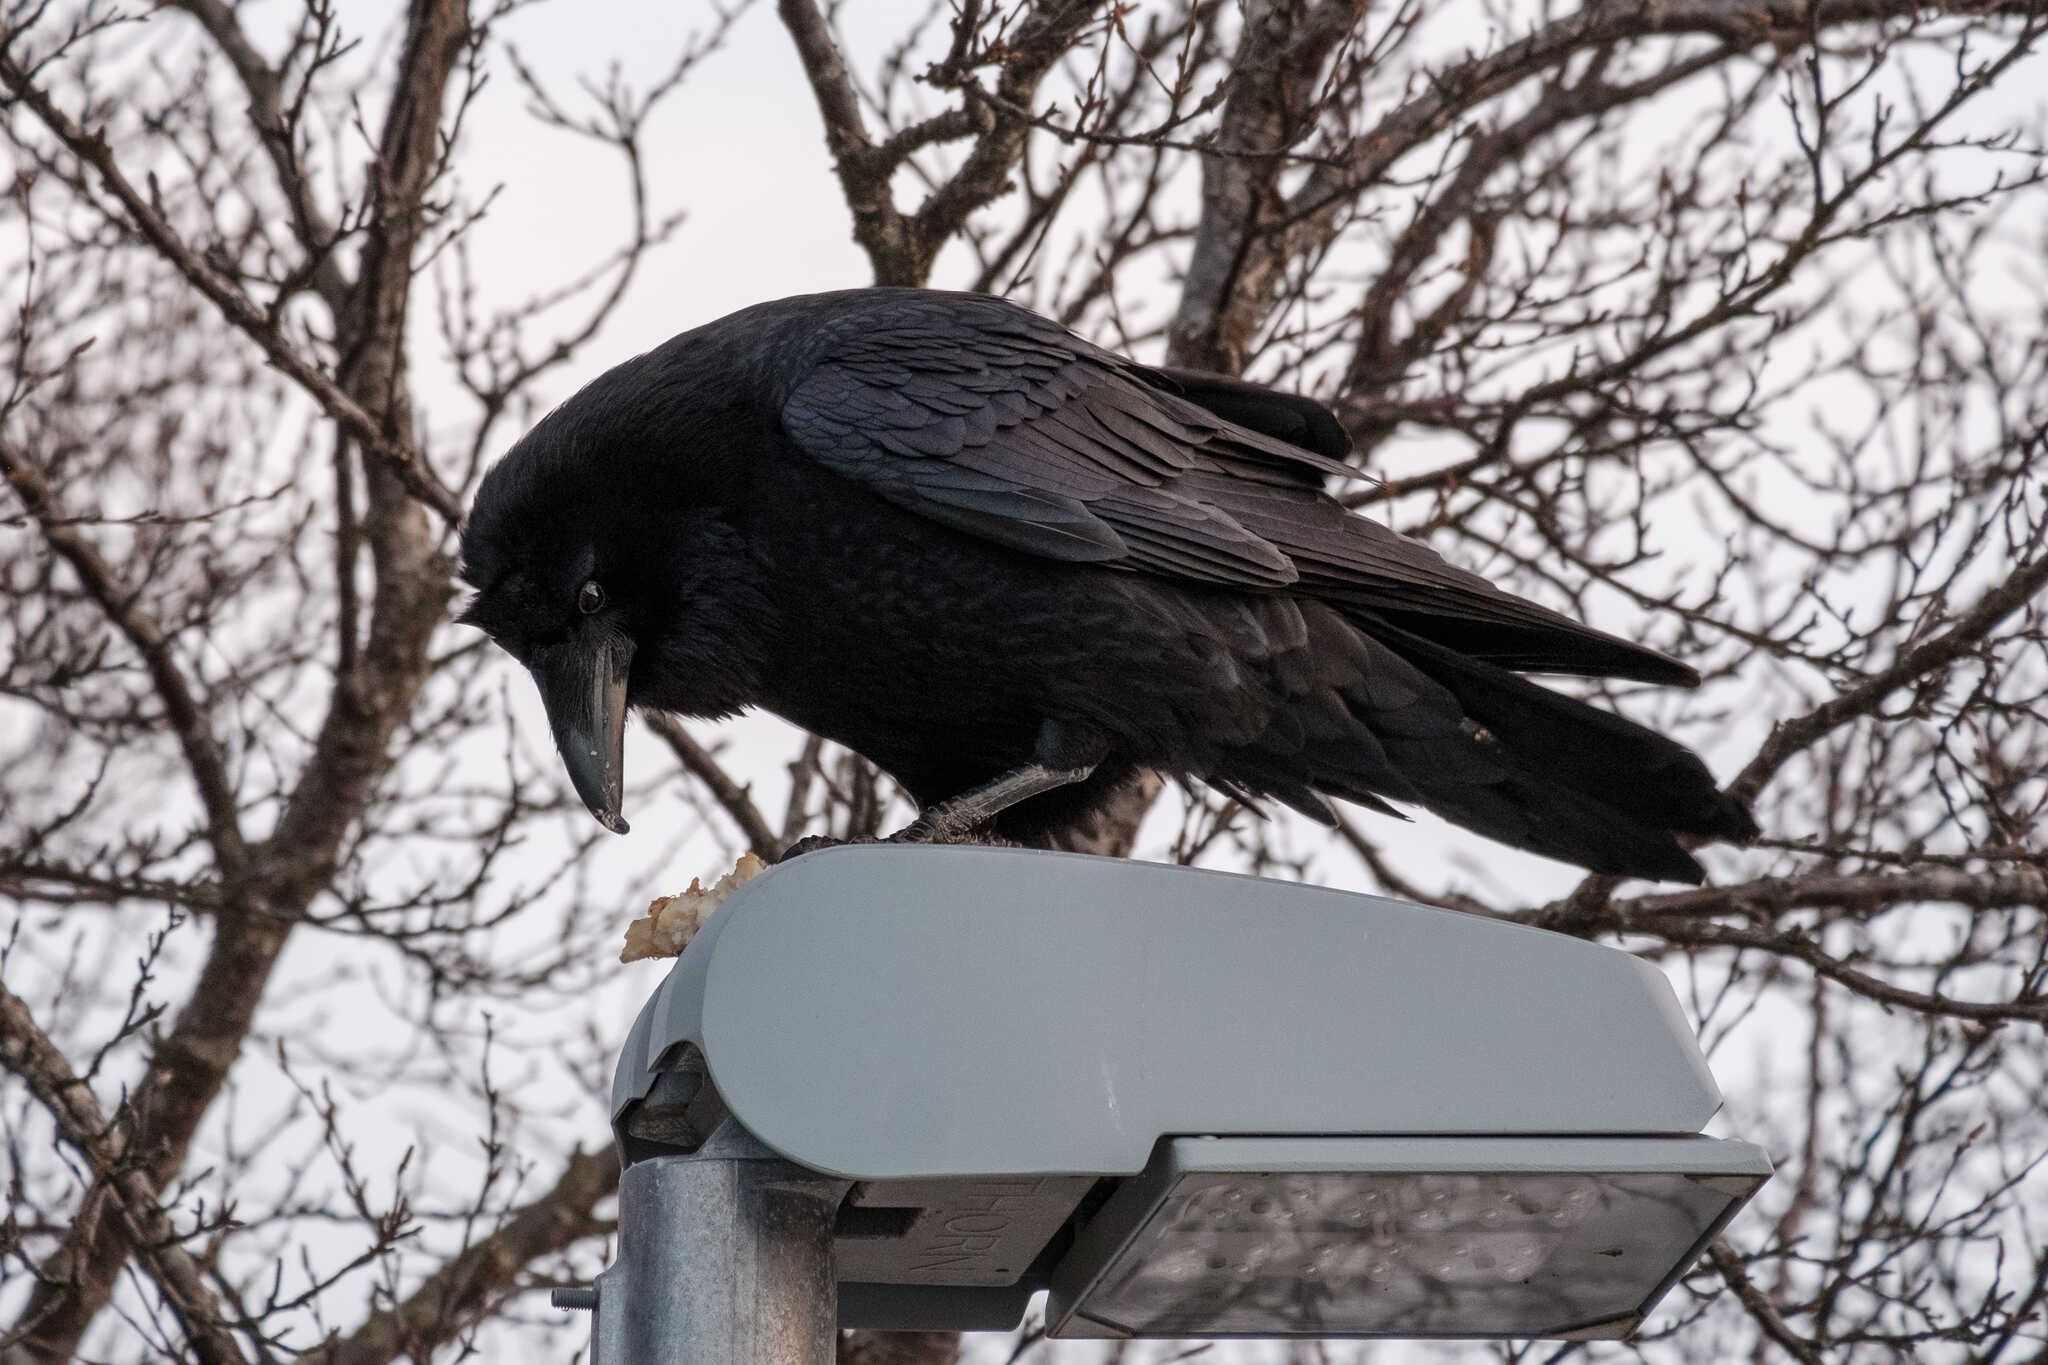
top-left (570, 845), bottom-right (1770, 1363)
top-left (1049, 1135), bottom-right (1767, 1340)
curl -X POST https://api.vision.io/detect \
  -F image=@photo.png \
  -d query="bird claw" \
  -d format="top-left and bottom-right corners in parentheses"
top-left (775, 832), bottom-right (879, 864)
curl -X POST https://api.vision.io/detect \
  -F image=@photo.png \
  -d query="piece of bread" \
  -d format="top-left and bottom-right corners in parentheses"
top-left (620, 852), bottom-right (768, 962)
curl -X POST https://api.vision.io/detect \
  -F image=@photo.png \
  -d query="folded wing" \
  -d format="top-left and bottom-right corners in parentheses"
top-left (779, 291), bottom-right (1694, 685)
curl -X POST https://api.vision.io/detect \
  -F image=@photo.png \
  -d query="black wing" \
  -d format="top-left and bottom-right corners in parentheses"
top-left (779, 292), bottom-right (1692, 685)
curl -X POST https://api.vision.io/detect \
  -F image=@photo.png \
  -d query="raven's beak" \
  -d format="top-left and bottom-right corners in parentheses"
top-left (530, 632), bottom-right (635, 834)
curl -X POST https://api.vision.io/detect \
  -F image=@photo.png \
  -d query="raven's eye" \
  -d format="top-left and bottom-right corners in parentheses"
top-left (577, 580), bottom-right (605, 615)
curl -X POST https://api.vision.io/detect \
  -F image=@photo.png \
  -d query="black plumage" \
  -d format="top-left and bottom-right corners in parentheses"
top-left (458, 288), bottom-right (1756, 882)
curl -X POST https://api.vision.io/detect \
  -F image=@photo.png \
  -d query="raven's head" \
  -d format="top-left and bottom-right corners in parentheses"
top-left (457, 382), bottom-right (771, 835)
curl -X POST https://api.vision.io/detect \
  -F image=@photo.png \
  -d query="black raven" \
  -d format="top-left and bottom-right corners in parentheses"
top-left (458, 288), bottom-right (1755, 882)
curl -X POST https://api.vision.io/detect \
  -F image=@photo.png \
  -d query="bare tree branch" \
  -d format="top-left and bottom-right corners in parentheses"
top-left (776, 0), bottom-right (919, 282)
top-left (303, 1150), bottom-right (616, 1365)
top-left (163, 0), bottom-right (354, 310)
top-left (1184, 0), bottom-right (2048, 366)
top-left (1732, 496), bottom-right (2048, 804)
top-left (0, 51), bottom-right (462, 525)
top-left (0, 982), bottom-right (251, 1365)
top-left (0, 432), bottom-right (248, 868)
top-left (1708, 1241), bottom-right (1828, 1365)
top-left (644, 713), bottom-right (781, 856)
top-left (1168, 0), bottom-right (1365, 372)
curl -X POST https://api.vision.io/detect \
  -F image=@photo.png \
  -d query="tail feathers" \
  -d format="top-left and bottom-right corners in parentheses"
top-left (1177, 590), bottom-right (1751, 881)
top-left (1222, 613), bottom-right (1753, 883)
top-left (1369, 608), bottom-right (1701, 688)
top-left (1357, 626), bottom-right (1753, 883)
top-left (1378, 624), bottom-right (1756, 844)
top-left (1397, 754), bottom-right (1720, 884)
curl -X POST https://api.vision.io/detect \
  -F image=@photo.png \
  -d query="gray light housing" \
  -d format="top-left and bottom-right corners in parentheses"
top-left (609, 845), bottom-right (1768, 1334)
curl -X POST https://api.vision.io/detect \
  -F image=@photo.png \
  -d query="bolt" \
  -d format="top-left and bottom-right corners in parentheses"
top-left (551, 1286), bottom-right (600, 1312)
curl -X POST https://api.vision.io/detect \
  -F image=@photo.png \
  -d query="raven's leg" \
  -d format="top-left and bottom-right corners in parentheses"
top-left (888, 718), bottom-right (1108, 844)
top-left (776, 721), bottom-right (1109, 861)
top-left (887, 759), bottom-right (1098, 844)
top-left (777, 761), bottom-right (1096, 861)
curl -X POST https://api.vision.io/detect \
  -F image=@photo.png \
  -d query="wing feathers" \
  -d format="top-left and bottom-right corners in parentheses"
top-left (779, 291), bottom-right (1693, 686)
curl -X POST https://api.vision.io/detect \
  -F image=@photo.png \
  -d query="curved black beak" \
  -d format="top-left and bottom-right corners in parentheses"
top-left (529, 631), bottom-right (635, 834)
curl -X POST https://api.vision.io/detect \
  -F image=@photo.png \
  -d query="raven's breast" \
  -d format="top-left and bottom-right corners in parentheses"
top-left (744, 449), bottom-right (1233, 805)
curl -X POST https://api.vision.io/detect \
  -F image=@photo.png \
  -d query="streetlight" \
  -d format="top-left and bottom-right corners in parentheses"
top-left (562, 845), bottom-right (1769, 1363)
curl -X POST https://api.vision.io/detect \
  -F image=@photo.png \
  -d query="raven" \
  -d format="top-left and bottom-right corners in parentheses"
top-left (458, 288), bottom-right (1755, 882)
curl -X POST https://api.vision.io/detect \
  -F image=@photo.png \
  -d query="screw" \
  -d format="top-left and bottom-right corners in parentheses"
top-left (551, 1286), bottom-right (600, 1312)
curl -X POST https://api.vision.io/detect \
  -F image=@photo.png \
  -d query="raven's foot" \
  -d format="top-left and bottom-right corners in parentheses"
top-left (777, 825), bottom-right (987, 862)
top-left (775, 832), bottom-right (879, 864)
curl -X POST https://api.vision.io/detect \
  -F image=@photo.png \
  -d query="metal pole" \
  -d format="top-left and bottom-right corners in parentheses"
top-left (584, 1127), bottom-right (842, 1365)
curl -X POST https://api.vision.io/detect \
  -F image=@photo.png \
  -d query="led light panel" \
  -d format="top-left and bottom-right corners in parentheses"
top-left (1049, 1136), bottom-right (1771, 1340)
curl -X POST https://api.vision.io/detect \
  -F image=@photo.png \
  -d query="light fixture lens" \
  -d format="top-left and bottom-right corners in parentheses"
top-left (1054, 1139), bottom-right (1770, 1339)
